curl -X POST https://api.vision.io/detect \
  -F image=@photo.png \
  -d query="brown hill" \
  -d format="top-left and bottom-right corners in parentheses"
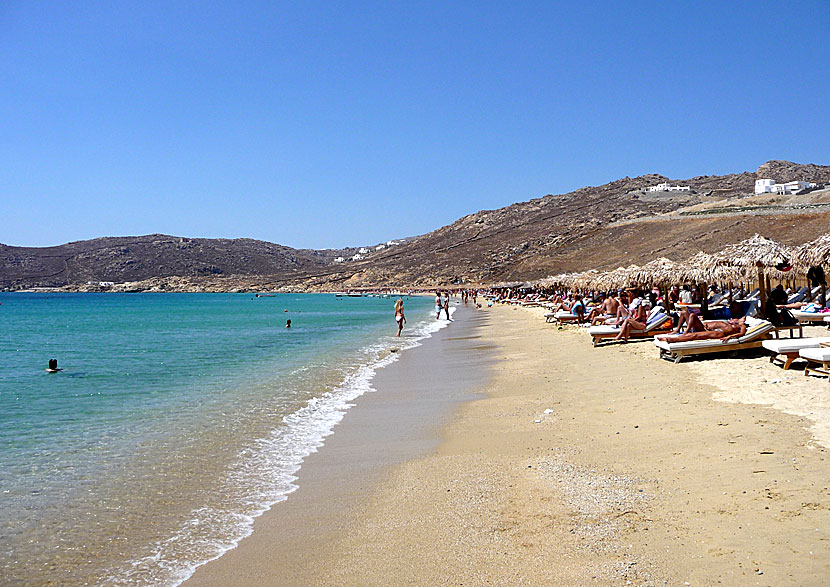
top-left (0, 235), bottom-right (348, 289)
top-left (3, 160), bottom-right (829, 291)
top-left (296, 160), bottom-right (830, 288)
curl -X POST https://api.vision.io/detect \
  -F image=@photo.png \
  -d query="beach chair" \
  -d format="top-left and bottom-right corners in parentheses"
top-left (708, 292), bottom-right (727, 306)
top-left (588, 310), bottom-right (672, 347)
top-left (762, 337), bottom-right (830, 370)
top-left (791, 309), bottom-right (830, 324)
top-left (800, 344), bottom-right (830, 379)
top-left (547, 309), bottom-right (589, 324)
top-left (787, 286), bottom-right (809, 304)
top-left (653, 317), bottom-right (774, 363)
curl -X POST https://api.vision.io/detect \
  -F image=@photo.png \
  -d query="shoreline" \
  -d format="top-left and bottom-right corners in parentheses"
top-left (190, 303), bottom-right (830, 585)
top-left (185, 302), bottom-right (491, 585)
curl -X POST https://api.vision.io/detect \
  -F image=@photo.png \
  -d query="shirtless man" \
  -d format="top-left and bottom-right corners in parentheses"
top-left (587, 292), bottom-right (620, 324)
top-left (656, 316), bottom-right (747, 343)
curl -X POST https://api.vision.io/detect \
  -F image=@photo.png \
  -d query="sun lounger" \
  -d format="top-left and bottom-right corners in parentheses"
top-left (762, 337), bottom-right (830, 370)
top-left (799, 346), bottom-right (830, 379)
top-left (787, 286), bottom-right (809, 304)
top-left (588, 311), bottom-right (672, 346)
top-left (791, 310), bottom-right (830, 324)
top-left (708, 292), bottom-right (728, 306)
top-left (653, 317), bottom-right (774, 363)
top-left (546, 309), bottom-right (589, 324)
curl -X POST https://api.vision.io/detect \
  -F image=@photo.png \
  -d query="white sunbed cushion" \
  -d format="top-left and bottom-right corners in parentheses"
top-left (792, 310), bottom-right (830, 322)
top-left (653, 319), bottom-right (774, 351)
top-left (644, 312), bottom-right (670, 332)
top-left (588, 313), bottom-right (669, 337)
top-left (588, 325), bottom-right (620, 336)
top-left (762, 337), bottom-right (830, 354)
top-left (799, 347), bottom-right (830, 362)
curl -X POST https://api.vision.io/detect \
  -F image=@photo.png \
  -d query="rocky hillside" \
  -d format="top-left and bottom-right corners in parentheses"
top-left (3, 160), bottom-right (829, 291)
top-left (296, 160), bottom-right (830, 288)
top-left (0, 235), bottom-right (350, 289)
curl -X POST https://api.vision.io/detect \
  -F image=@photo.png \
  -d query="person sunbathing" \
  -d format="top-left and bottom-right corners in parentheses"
top-left (656, 316), bottom-right (747, 343)
top-left (613, 300), bottom-right (649, 341)
top-left (587, 293), bottom-right (620, 324)
top-left (554, 294), bottom-right (587, 322)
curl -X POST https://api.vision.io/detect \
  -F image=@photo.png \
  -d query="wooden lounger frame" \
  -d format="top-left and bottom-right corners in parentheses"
top-left (769, 350), bottom-right (801, 370)
top-left (658, 337), bottom-right (770, 364)
top-left (804, 342), bottom-right (830, 380)
top-left (592, 326), bottom-right (673, 347)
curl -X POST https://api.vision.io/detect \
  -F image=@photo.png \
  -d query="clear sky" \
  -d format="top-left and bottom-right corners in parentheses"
top-left (2, 1), bottom-right (828, 249)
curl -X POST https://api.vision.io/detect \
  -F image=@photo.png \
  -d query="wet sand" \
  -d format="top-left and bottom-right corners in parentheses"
top-left (186, 303), bottom-right (493, 585)
top-left (189, 303), bottom-right (830, 585)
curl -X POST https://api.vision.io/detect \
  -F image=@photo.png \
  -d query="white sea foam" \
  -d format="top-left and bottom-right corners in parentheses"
top-left (107, 305), bottom-right (456, 586)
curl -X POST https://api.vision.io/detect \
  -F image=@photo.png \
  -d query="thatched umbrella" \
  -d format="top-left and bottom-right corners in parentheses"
top-left (792, 233), bottom-right (830, 271)
top-left (634, 257), bottom-right (677, 287)
top-left (594, 266), bottom-right (628, 291)
top-left (672, 251), bottom-right (732, 284)
top-left (712, 234), bottom-right (794, 313)
top-left (792, 233), bottom-right (830, 304)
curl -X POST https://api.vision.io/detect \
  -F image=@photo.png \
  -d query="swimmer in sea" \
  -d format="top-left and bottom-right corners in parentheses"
top-left (286, 319), bottom-right (291, 328)
top-left (395, 298), bottom-right (406, 336)
top-left (45, 358), bottom-right (62, 373)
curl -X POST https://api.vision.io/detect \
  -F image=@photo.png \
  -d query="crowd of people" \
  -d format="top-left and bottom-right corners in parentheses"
top-left (489, 281), bottom-right (830, 343)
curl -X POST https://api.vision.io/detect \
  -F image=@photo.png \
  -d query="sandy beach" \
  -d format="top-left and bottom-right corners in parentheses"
top-left (188, 302), bottom-right (830, 586)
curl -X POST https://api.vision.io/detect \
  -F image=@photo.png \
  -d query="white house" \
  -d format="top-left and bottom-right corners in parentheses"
top-left (755, 179), bottom-right (776, 194)
top-left (351, 254), bottom-right (364, 261)
top-left (755, 178), bottom-right (814, 195)
top-left (647, 182), bottom-right (691, 192)
top-left (334, 256), bottom-right (345, 263)
top-left (358, 247), bottom-right (369, 254)
top-left (375, 245), bottom-right (386, 251)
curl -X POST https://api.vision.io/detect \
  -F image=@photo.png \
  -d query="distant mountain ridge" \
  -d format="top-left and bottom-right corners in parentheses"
top-left (3, 160), bottom-right (830, 290)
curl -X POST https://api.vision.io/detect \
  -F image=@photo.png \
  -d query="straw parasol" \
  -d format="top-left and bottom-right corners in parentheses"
top-left (791, 233), bottom-right (830, 305)
top-left (672, 251), bottom-right (732, 284)
top-left (712, 234), bottom-right (793, 275)
top-left (792, 233), bottom-right (830, 272)
top-left (712, 234), bottom-right (795, 312)
top-left (633, 257), bottom-right (677, 286)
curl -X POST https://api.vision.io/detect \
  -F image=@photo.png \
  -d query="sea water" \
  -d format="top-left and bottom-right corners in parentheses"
top-left (0, 292), bottom-right (446, 586)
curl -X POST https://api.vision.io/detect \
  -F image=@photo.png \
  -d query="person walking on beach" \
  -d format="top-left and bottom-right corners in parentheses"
top-left (443, 292), bottom-right (451, 320)
top-left (395, 298), bottom-right (406, 336)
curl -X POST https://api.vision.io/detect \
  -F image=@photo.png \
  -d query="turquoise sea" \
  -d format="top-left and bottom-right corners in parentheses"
top-left (0, 292), bottom-right (445, 586)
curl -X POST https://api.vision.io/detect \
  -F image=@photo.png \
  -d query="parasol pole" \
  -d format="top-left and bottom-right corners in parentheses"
top-left (757, 261), bottom-right (767, 316)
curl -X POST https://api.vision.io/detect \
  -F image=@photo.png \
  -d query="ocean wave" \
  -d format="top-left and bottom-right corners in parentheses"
top-left (107, 305), bottom-right (455, 586)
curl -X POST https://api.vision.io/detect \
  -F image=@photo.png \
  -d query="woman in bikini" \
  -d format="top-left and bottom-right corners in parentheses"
top-left (395, 298), bottom-right (406, 336)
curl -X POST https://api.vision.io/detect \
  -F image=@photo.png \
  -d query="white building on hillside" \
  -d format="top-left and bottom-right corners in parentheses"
top-left (755, 178), bottom-right (815, 195)
top-left (647, 182), bottom-right (691, 192)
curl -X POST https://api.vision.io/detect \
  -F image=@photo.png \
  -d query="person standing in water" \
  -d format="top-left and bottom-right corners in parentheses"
top-left (395, 298), bottom-right (406, 336)
top-left (435, 291), bottom-right (442, 320)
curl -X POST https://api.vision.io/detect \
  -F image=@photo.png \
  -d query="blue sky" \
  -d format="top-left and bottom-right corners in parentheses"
top-left (2, 1), bottom-right (828, 248)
